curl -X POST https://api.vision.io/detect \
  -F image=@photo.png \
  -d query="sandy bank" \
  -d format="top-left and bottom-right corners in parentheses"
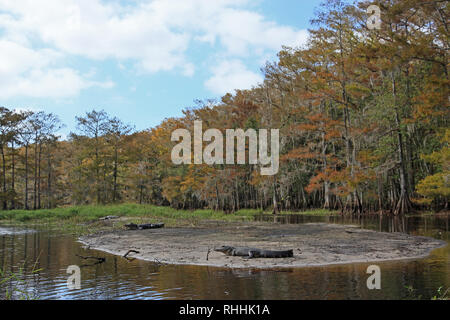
top-left (79, 222), bottom-right (447, 269)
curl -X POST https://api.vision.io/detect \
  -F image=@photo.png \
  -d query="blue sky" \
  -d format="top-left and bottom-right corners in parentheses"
top-left (0, 0), bottom-right (323, 136)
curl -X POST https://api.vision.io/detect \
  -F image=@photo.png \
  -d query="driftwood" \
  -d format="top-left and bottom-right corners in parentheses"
top-left (99, 215), bottom-right (120, 221)
top-left (125, 223), bottom-right (164, 230)
top-left (76, 254), bottom-right (106, 267)
top-left (123, 249), bottom-right (140, 259)
top-left (76, 254), bottom-right (106, 262)
top-left (153, 258), bottom-right (166, 266)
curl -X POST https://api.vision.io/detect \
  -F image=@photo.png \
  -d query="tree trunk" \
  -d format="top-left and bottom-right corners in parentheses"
top-left (0, 144), bottom-right (7, 210)
top-left (392, 72), bottom-right (411, 215)
top-left (322, 130), bottom-right (330, 209)
top-left (113, 145), bottom-right (118, 202)
top-left (95, 135), bottom-right (101, 204)
top-left (235, 178), bottom-right (240, 211)
top-left (24, 144), bottom-right (29, 210)
top-left (272, 178), bottom-right (279, 214)
top-left (11, 141), bottom-right (15, 209)
top-left (33, 138), bottom-right (38, 210)
top-left (215, 182), bottom-right (220, 211)
top-left (139, 184), bottom-right (143, 204)
top-left (47, 148), bottom-right (52, 209)
top-left (37, 143), bottom-right (42, 209)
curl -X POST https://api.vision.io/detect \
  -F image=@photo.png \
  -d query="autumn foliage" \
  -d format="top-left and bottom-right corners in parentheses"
top-left (0, 0), bottom-right (448, 214)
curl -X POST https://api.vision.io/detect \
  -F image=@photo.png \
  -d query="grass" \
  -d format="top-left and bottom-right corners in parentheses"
top-left (0, 260), bottom-right (42, 300)
top-left (0, 204), bottom-right (338, 222)
top-left (405, 285), bottom-right (449, 300)
top-left (0, 204), bottom-right (339, 235)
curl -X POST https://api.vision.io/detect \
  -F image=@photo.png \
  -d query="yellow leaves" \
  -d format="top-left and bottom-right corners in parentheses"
top-left (421, 148), bottom-right (450, 170)
top-left (345, 82), bottom-right (371, 98)
top-left (249, 170), bottom-right (270, 186)
top-left (162, 164), bottom-right (213, 202)
top-left (81, 158), bottom-right (94, 167)
top-left (411, 197), bottom-right (433, 205)
top-left (161, 176), bottom-right (183, 202)
top-left (357, 150), bottom-right (382, 164)
top-left (420, 129), bottom-right (450, 170)
top-left (416, 172), bottom-right (450, 200)
top-left (180, 165), bottom-right (208, 193)
top-left (416, 129), bottom-right (450, 203)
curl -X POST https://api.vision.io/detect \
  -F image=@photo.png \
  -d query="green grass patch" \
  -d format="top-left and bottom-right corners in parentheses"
top-left (0, 204), bottom-right (339, 223)
top-left (0, 204), bottom-right (339, 236)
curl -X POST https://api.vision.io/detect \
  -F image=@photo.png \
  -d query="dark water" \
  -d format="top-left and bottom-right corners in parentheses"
top-left (0, 214), bottom-right (448, 300)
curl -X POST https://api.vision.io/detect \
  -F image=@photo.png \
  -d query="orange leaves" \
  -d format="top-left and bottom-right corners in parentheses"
top-left (356, 150), bottom-right (382, 165)
top-left (305, 165), bottom-right (377, 197)
top-left (294, 111), bottom-right (342, 143)
top-left (324, 129), bottom-right (341, 140)
top-left (327, 169), bottom-right (347, 184)
top-left (412, 75), bottom-right (449, 122)
top-left (281, 147), bottom-right (318, 162)
top-left (305, 169), bottom-right (343, 194)
top-left (296, 123), bottom-right (318, 131)
top-left (305, 113), bottom-right (326, 123)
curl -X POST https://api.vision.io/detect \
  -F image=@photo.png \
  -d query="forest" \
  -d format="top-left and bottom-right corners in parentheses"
top-left (0, 0), bottom-right (448, 215)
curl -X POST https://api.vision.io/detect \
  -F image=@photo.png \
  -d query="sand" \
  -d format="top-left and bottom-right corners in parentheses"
top-left (78, 221), bottom-right (447, 269)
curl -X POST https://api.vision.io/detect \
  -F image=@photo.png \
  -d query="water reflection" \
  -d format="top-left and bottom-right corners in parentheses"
top-left (0, 214), bottom-right (448, 300)
top-left (256, 214), bottom-right (449, 241)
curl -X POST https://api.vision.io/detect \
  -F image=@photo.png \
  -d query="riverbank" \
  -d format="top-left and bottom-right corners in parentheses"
top-left (0, 204), bottom-right (339, 235)
top-left (79, 221), bottom-right (447, 269)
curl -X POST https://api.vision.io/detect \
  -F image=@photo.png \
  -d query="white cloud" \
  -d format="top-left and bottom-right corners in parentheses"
top-left (0, 0), bottom-right (194, 74)
top-left (208, 8), bottom-right (309, 56)
top-left (0, 67), bottom-right (114, 99)
top-left (0, 0), bottom-right (309, 98)
top-left (205, 60), bottom-right (263, 95)
top-left (0, 40), bottom-right (113, 99)
top-left (0, 40), bottom-right (59, 75)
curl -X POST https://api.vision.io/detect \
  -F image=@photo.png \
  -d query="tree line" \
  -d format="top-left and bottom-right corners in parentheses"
top-left (0, 0), bottom-right (448, 214)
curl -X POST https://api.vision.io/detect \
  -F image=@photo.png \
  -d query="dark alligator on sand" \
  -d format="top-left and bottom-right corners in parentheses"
top-left (214, 246), bottom-right (294, 258)
top-left (125, 223), bottom-right (164, 230)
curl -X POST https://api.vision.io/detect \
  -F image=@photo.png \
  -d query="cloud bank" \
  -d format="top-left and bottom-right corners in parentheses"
top-left (0, 0), bottom-right (308, 98)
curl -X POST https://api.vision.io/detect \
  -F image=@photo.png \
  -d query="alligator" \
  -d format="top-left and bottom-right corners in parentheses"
top-left (125, 223), bottom-right (164, 230)
top-left (214, 246), bottom-right (294, 258)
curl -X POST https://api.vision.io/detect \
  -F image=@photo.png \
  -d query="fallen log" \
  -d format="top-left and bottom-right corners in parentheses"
top-left (125, 223), bottom-right (165, 230)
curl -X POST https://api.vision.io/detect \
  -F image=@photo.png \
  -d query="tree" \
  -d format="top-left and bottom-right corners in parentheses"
top-left (415, 129), bottom-right (449, 210)
top-left (105, 117), bottom-right (134, 202)
top-left (74, 110), bottom-right (109, 204)
top-left (0, 107), bottom-right (27, 209)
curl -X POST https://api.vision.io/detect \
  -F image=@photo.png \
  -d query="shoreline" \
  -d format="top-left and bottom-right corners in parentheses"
top-left (79, 222), bottom-right (447, 269)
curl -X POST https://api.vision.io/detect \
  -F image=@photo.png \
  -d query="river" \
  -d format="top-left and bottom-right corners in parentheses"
top-left (0, 214), bottom-right (448, 300)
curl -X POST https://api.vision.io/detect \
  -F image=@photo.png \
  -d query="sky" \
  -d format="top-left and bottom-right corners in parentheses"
top-left (0, 0), bottom-right (323, 136)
